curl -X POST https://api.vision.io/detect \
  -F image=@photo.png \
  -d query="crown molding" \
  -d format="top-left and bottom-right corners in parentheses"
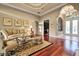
top-left (1, 3), bottom-right (41, 16)
top-left (40, 3), bottom-right (67, 16)
top-left (1, 3), bottom-right (67, 17)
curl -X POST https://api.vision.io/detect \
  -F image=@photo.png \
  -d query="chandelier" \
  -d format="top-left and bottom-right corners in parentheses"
top-left (60, 5), bottom-right (78, 17)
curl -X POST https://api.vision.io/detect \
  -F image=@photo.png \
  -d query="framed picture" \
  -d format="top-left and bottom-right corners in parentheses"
top-left (3, 17), bottom-right (12, 26)
top-left (15, 19), bottom-right (22, 26)
top-left (23, 20), bottom-right (29, 26)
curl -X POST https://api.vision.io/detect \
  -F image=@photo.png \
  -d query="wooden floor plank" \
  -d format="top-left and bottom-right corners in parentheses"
top-left (32, 36), bottom-right (79, 56)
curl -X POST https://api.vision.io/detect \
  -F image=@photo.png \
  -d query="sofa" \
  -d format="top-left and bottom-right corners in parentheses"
top-left (1, 28), bottom-right (42, 56)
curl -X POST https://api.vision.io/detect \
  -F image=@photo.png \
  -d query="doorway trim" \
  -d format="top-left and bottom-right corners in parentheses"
top-left (42, 17), bottom-right (50, 41)
top-left (56, 15), bottom-right (64, 36)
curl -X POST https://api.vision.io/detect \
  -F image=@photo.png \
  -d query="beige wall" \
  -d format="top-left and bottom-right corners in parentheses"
top-left (1, 3), bottom-right (79, 36)
top-left (0, 5), bottom-right (40, 34)
top-left (41, 8), bottom-right (61, 37)
top-left (40, 3), bottom-right (79, 37)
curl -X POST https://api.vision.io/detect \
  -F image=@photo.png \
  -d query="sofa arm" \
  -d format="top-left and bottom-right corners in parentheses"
top-left (5, 40), bottom-right (18, 52)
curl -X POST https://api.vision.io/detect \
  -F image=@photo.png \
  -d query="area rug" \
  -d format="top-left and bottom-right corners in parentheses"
top-left (15, 41), bottom-right (51, 56)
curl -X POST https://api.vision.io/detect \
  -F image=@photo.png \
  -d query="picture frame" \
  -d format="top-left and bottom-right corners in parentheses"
top-left (15, 19), bottom-right (22, 26)
top-left (3, 17), bottom-right (12, 26)
top-left (23, 20), bottom-right (29, 26)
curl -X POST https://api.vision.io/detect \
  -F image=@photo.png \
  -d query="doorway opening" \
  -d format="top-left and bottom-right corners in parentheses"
top-left (44, 20), bottom-right (49, 41)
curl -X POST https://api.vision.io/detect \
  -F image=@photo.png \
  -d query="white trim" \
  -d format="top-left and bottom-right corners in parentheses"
top-left (56, 16), bottom-right (64, 36)
top-left (1, 3), bottom-right (41, 16)
top-left (24, 3), bottom-right (48, 9)
top-left (64, 17), bottom-right (79, 37)
top-left (1, 3), bottom-right (67, 16)
top-left (40, 3), bottom-right (67, 16)
top-left (42, 17), bottom-right (50, 41)
top-left (0, 10), bottom-right (21, 19)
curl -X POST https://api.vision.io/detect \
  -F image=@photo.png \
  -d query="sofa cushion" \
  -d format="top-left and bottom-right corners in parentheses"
top-left (13, 29), bottom-right (18, 34)
top-left (5, 28), bottom-right (13, 35)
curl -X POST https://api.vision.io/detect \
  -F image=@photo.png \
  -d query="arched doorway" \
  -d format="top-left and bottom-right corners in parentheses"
top-left (58, 4), bottom-right (79, 36)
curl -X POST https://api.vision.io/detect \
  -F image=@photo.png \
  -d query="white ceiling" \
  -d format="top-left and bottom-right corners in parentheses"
top-left (1, 3), bottom-right (67, 16)
top-left (26, 3), bottom-right (47, 8)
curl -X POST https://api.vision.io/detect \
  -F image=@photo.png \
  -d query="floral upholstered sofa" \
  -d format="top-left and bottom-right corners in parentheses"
top-left (0, 28), bottom-right (42, 56)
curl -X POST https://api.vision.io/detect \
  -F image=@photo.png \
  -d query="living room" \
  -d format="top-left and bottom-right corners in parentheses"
top-left (0, 3), bottom-right (79, 56)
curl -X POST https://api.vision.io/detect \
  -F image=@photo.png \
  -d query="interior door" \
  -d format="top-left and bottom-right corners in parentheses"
top-left (44, 20), bottom-right (49, 41)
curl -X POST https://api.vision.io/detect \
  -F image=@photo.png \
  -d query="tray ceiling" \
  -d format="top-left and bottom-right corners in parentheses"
top-left (26, 3), bottom-right (47, 8)
top-left (1, 3), bottom-right (67, 16)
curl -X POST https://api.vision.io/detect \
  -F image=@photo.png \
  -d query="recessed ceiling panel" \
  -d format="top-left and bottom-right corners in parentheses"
top-left (24, 3), bottom-right (48, 9)
top-left (1, 3), bottom-right (66, 16)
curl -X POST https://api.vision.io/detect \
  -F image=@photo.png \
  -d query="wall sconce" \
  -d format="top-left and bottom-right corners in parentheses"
top-left (30, 25), bottom-right (32, 28)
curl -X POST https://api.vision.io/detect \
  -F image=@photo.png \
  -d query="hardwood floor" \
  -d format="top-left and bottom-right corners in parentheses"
top-left (32, 36), bottom-right (79, 56)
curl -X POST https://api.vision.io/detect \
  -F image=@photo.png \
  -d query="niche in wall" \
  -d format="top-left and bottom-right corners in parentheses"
top-left (57, 17), bottom-right (63, 31)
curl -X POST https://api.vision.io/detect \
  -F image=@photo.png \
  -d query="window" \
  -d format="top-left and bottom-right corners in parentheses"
top-left (72, 20), bottom-right (78, 34)
top-left (65, 19), bottom-right (79, 36)
top-left (65, 21), bottom-right (70, 34)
